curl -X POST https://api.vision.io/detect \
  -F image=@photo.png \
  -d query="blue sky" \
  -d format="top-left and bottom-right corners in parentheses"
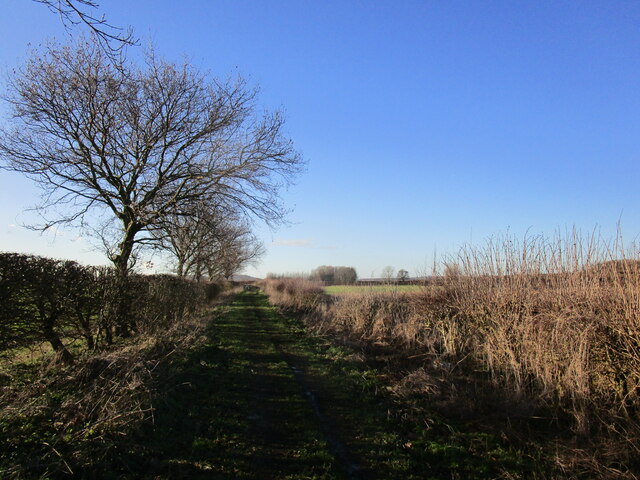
top-left (1, 1), bottom-right (639, 278)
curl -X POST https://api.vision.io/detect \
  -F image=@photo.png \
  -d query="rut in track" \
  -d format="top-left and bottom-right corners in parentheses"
top-left (95, 292), bottom-right (424, 479)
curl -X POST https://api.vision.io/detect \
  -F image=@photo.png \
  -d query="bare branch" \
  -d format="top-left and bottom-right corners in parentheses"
top-left (33, 0), bottom-right (137, 52)
top-left (0, 37), bottom-right (302, 275)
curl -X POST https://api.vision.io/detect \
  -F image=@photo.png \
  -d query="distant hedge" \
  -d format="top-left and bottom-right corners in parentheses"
top-left (0, 253), bottom-right (217, 362)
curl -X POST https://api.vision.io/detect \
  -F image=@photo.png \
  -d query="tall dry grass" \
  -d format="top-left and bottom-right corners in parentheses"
top-left (261, 277), bottom-right (326, 311)
top-left (446, 233), bottom-right (639, 417)
top-left (263, 229), bottom-right (640, 474)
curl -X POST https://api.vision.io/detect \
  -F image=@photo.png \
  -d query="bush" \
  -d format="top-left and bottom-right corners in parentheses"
top-left (0, 253), bottom-right (90, 362)
top-left (128, 274), bottom-right (207, 334)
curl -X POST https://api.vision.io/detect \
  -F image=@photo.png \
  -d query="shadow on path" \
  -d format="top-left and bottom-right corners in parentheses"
top-left (92, 292), bottom-right (422, 479)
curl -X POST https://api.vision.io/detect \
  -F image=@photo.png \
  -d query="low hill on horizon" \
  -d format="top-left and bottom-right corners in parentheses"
top-left (231, 274), bottom-right (262, 282)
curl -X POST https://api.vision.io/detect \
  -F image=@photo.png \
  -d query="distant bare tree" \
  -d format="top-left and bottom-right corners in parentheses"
top-left (381, 266), bottom-right (395, 284)
top-left (334, 266), bottom-right (357, 285)
top-left (155, 201), bottom-right (264, 280)
top-left (0, 37), bottom-right (302, 279)
top-left (203, 222), bottom-right (265, 280)
top-left (153, 201), bottom-right (226, 278)
top-left (310, 265), bottom-right (335, 285)
top-left (309, 265), bottom-right (357, 285)
top-left (34, 0), bottom-right (136, 51)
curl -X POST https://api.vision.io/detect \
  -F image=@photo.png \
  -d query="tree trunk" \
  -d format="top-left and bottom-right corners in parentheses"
top-left (101, 323), bottom-right (113, 345)
top-left (77, 311), bottom-right (95, 350)
top-left (42, 316), bottom-right (74, 364)
top-left (110, 221), bottom-right (140, 338)
top-left (114, 276), bottom-right (132, 338)
top-left (194, 262), bottom-right (203, 282)
top-left (176, 258), bottom-right (185, 277)
top-left (82, 327), bottom-right (95, 350)
top-left (207, 264), bottom-right (217, 281)
top-left (112, 234), bottom-right (135, 277)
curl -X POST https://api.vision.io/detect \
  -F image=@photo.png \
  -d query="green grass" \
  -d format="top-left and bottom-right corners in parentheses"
top-left (324, 284), bottom-right (422, 295)
top-left (256, 292), bottom-right (548, 479)
top-left (0, 291), bottom-right (550, 479)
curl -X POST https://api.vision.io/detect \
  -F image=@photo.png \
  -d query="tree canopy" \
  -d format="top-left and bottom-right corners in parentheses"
top-left (310, 266), bottom-right (358, 285)
top-left (0, 36), bottom-right (302, 275)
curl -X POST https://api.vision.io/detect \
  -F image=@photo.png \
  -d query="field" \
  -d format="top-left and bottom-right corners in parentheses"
top-left (324, 284), bottom-right (422, 295)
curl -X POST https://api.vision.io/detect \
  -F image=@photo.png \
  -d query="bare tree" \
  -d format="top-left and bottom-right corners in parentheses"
top-left (154, 201), bottom-right (264, 280)
top-left (381, 266), bottom-right (395, 284)
top-left (310, 265), bottom-right (357, 285)
top-left (204, 221), bottom-right (265, 280)
top-left (33, 0), bottom-right (136, 51)
top-left (334, 266), bottom-right (357, 285)
top-left (153, 201), bottom-right (226, 278)
top-left (310, 265), bottom-right (335, 285)
top-left (0, 37), bottom-right (302, 279)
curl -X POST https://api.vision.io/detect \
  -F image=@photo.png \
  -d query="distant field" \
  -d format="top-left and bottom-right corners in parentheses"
top-left (324, 284), bottom-right (422, 295)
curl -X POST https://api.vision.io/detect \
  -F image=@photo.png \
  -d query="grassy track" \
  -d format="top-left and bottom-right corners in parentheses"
top-left (2, 291), bottom-right (541, 478)
top-left (137, 291), bottom-right (421, 479)
top-left (127, 290), bottom-right (534, 479)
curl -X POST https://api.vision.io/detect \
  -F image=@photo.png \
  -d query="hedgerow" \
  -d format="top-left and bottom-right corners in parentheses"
top-left (0, 252), bottom-right (215, 363)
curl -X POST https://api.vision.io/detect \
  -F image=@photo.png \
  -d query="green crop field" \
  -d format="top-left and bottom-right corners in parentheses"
top-left (324, 284), bottom-right (422, 295)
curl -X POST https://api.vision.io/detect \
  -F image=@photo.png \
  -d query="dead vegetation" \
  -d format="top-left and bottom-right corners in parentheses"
top-left (0, 303), bottom-right (212, 478)
top-left (263, 231), bottom-right (640, 478)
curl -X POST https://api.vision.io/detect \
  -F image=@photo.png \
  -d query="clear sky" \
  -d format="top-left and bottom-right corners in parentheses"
top-left (1, 1), bottom-right (639, 278)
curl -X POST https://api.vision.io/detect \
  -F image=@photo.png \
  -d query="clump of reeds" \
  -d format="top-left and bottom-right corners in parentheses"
top-left (331, 291), bottom-right (423, 346)
top-left (261, 277), bottom-right (326, 311)
top-left (442, 230), bottom-right (639, 434)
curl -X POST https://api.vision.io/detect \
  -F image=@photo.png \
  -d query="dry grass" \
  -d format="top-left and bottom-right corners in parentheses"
top-left (447, 233), bottom-right (640, 430)
top-left (263, 230), bottom-right (640, 477)
top-left (261, 277), bottom-right (326, 311)
top-left (0, 313), bottom-right (209, 477)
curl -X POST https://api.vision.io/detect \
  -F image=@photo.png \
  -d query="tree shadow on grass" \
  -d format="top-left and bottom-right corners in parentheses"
top-left (89, 295), bottom-right (343, 479)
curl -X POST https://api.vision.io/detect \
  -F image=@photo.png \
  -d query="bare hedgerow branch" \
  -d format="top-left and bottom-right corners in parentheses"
top-left (33, 0), bottom-right (137, 52)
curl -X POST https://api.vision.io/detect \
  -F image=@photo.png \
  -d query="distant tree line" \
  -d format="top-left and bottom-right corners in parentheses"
top-left (309, 266), bottom-right (358, 285)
